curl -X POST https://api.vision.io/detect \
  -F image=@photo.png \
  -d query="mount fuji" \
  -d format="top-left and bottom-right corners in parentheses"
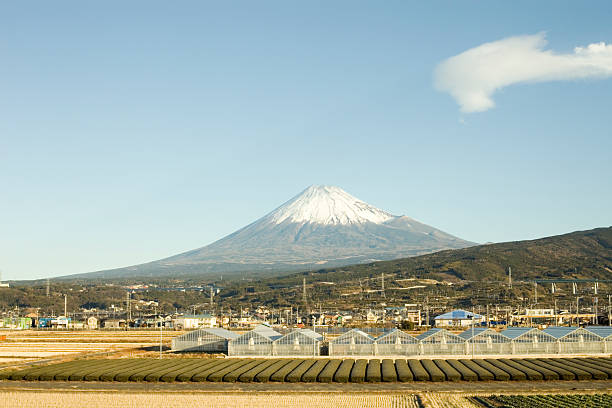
top-left (78, 186), bottom-right (475, 278)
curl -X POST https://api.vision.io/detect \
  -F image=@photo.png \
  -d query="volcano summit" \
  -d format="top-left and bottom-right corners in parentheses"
top-left (81, 185), bottom-right (475, 278)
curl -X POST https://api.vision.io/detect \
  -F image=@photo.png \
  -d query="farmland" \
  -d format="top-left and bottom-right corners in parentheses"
top-left (471, 394), bottom-right (612, 407)
top-left (0, 391), bottom-right (421, 408)
top-left (1, 388), bottom-right (611, 408)
top-left (3, 356), bottom-right (612, 383)
top-left (0, 330), bottom-right (181, 360)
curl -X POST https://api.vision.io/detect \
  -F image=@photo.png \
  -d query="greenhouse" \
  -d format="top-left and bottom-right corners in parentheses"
top-left (502, 327), bottom-right (557, 355)
top-left (329, 328), bottom-right (375, 356)
top-left (459, 327), bottom-right (512, 355)
top-left (543, 326), bottom-right (604, 354)
top-left (228, 324), bottom-right (282, 356)
top-left (171, 327), bottom-right (239, 353)
top-left (416, 328), bottom-right (466, 355)
top-left (274, 329), bottom-right (323, 356)
top-left (586, 326), bottom-right (612, 353)
top-left (374, 328), bottom-right (419, 356)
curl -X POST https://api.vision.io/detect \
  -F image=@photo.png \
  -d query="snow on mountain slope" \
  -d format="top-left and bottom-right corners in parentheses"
top-left (79, 185), bottom-right (476, 278)
top-left (264, 185), bottom-right (394, 225)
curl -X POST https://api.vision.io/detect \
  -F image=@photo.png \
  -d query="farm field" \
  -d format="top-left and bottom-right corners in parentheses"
top-left (1, 390), bottom-right (612, 408)
top-left (0, 391), bottom-right (420, 408)
top-left (3, 356), bottom-right (612, 383)
top-left (0, 329), bottom-right (182, 359)
top-left (471, 393), bottom-right (612, 407)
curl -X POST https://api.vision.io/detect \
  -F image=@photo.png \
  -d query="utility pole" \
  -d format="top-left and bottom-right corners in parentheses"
top-left (159, 315), bottom-right (163, 359)
top-left (302, 277), bottom-right (307, 305)
top-left (64, 294), bottom-right (67, 317)
top-left (381, 273), bottom-right (385, 299)
top-left (534, 282), bottom-right (538, 304)
top-left (126, 291), bottom-right (131, 324)
top-left (46, 278), bottom-right (50, 297)
top-left (508, 267), bottom-right (512, 289)
top-left (608, 294), bottom-right (611, 327)
top-left (471, 310), bottom-right (475, 358)
top-left (593, 297), bottom-right (598, 325)
top-left (210, 286), bottom-right (214, 306)
top-left (359, 278), bottom-right (363, 300)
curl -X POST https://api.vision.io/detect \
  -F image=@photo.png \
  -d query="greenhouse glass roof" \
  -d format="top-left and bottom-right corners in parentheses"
top-left (585, 326), bottom-right (612, 339)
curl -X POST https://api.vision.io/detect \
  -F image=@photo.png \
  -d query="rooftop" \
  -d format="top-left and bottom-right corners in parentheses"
top-left (434, 309), bottom-right (483, 320)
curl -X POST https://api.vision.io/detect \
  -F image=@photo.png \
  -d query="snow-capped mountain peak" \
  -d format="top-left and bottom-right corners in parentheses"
top-left (264, 185), bottom-right (395, 225)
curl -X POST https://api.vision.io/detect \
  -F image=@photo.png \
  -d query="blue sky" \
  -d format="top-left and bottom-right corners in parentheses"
top-left (2, 1), bottom-right (611, 280)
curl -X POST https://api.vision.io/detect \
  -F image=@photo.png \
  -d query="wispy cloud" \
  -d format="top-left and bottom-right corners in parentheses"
top-left (434, 33), bottom-right (612, 113)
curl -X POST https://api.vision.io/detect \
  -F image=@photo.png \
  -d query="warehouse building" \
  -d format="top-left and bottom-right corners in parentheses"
top-left (434, 310), bottom-right (483, 327)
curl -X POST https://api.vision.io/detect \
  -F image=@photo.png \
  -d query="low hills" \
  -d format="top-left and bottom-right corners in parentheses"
top-left (251, 226), bottom-right (612, 288)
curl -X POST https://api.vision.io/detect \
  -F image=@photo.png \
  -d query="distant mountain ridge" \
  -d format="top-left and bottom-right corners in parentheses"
top-left (274, 226), bottom-right (612, 286)
top-left (70, 185), bottom-right (475, 278)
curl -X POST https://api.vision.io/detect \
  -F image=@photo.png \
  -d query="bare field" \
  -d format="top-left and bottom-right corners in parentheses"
top-left (0, 330), bottom-right (184, 360)
top-left (1, 387), bottom-right (611, 408)
top-left (0, 391), bottom-right (419, 408)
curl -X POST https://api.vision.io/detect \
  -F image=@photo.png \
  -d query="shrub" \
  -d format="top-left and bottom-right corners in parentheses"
top-left (144, 361), bottom-right (189, 382)
top-left (499, 359), bottom-right (543, 380)
top-left (190, 360), bottom-right (234, 382)
top-left (333, 359), bottom-right (355, 383)
top-left (318, 359), bottom-right (342, 383)
top-left (207, 359), bottom-right (254, 382)
top-left (160, 360), bottom-right (211, 382)
top-left (526, 358), bottom-right (574, 380)
top-left (286, 360), bottom-right (317, 383)
top-left (471, 359), bottom-right (510, 381)
top-left (395, 359), bottom-right (413, 382)
top-left (237, 359), bottom-right (278, 382)
top-left (540, 358), bottom-right (590, 380)
top-left (485, 359), bottom-right (526, 381)
top-left (457, 359), bottom-right (494, 381)
top-left (554, 358), bottom-right (607, 380)
top-left (510, 358), bottom-right (558, 381)
top-left (420, 359), bottom-right (444, 382)
top-left (366, 359), bottom-right (381, 382)
top-left (446, 360), bottom-right (477, 381)
top-left (381, 359), bottom-right (397, 382)
top-left (433, 359), bottom-right (461, 381)
top-left (301, 359), bottom-right (329, 382)
top-left (349, 359), bottom-right (367, 383)
top-left (254, 360), bottom-right (294, 383)
top-left (407, 359), bottom-right (429, 381)
top-left (269, 359), bottom-right (305, 382)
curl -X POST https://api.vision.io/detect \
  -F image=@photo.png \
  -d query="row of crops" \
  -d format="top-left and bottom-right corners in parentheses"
top-left (471, 394), bottom-right (612, 408)
top-left (2, 357), bottom-right (612, 383)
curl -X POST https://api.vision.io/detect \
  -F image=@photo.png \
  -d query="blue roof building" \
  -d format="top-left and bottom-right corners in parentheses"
top-left (434, 309), bottom-right (483, 327)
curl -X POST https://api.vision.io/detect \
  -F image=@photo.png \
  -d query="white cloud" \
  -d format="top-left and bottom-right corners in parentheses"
top-left (434, 33), bottom-right (612, 113)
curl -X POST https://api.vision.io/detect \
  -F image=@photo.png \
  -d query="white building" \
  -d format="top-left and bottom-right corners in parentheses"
top-left (434, 310), bottom-right (483, 327)
top-left (173, 314), bottom-right (217, 330)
